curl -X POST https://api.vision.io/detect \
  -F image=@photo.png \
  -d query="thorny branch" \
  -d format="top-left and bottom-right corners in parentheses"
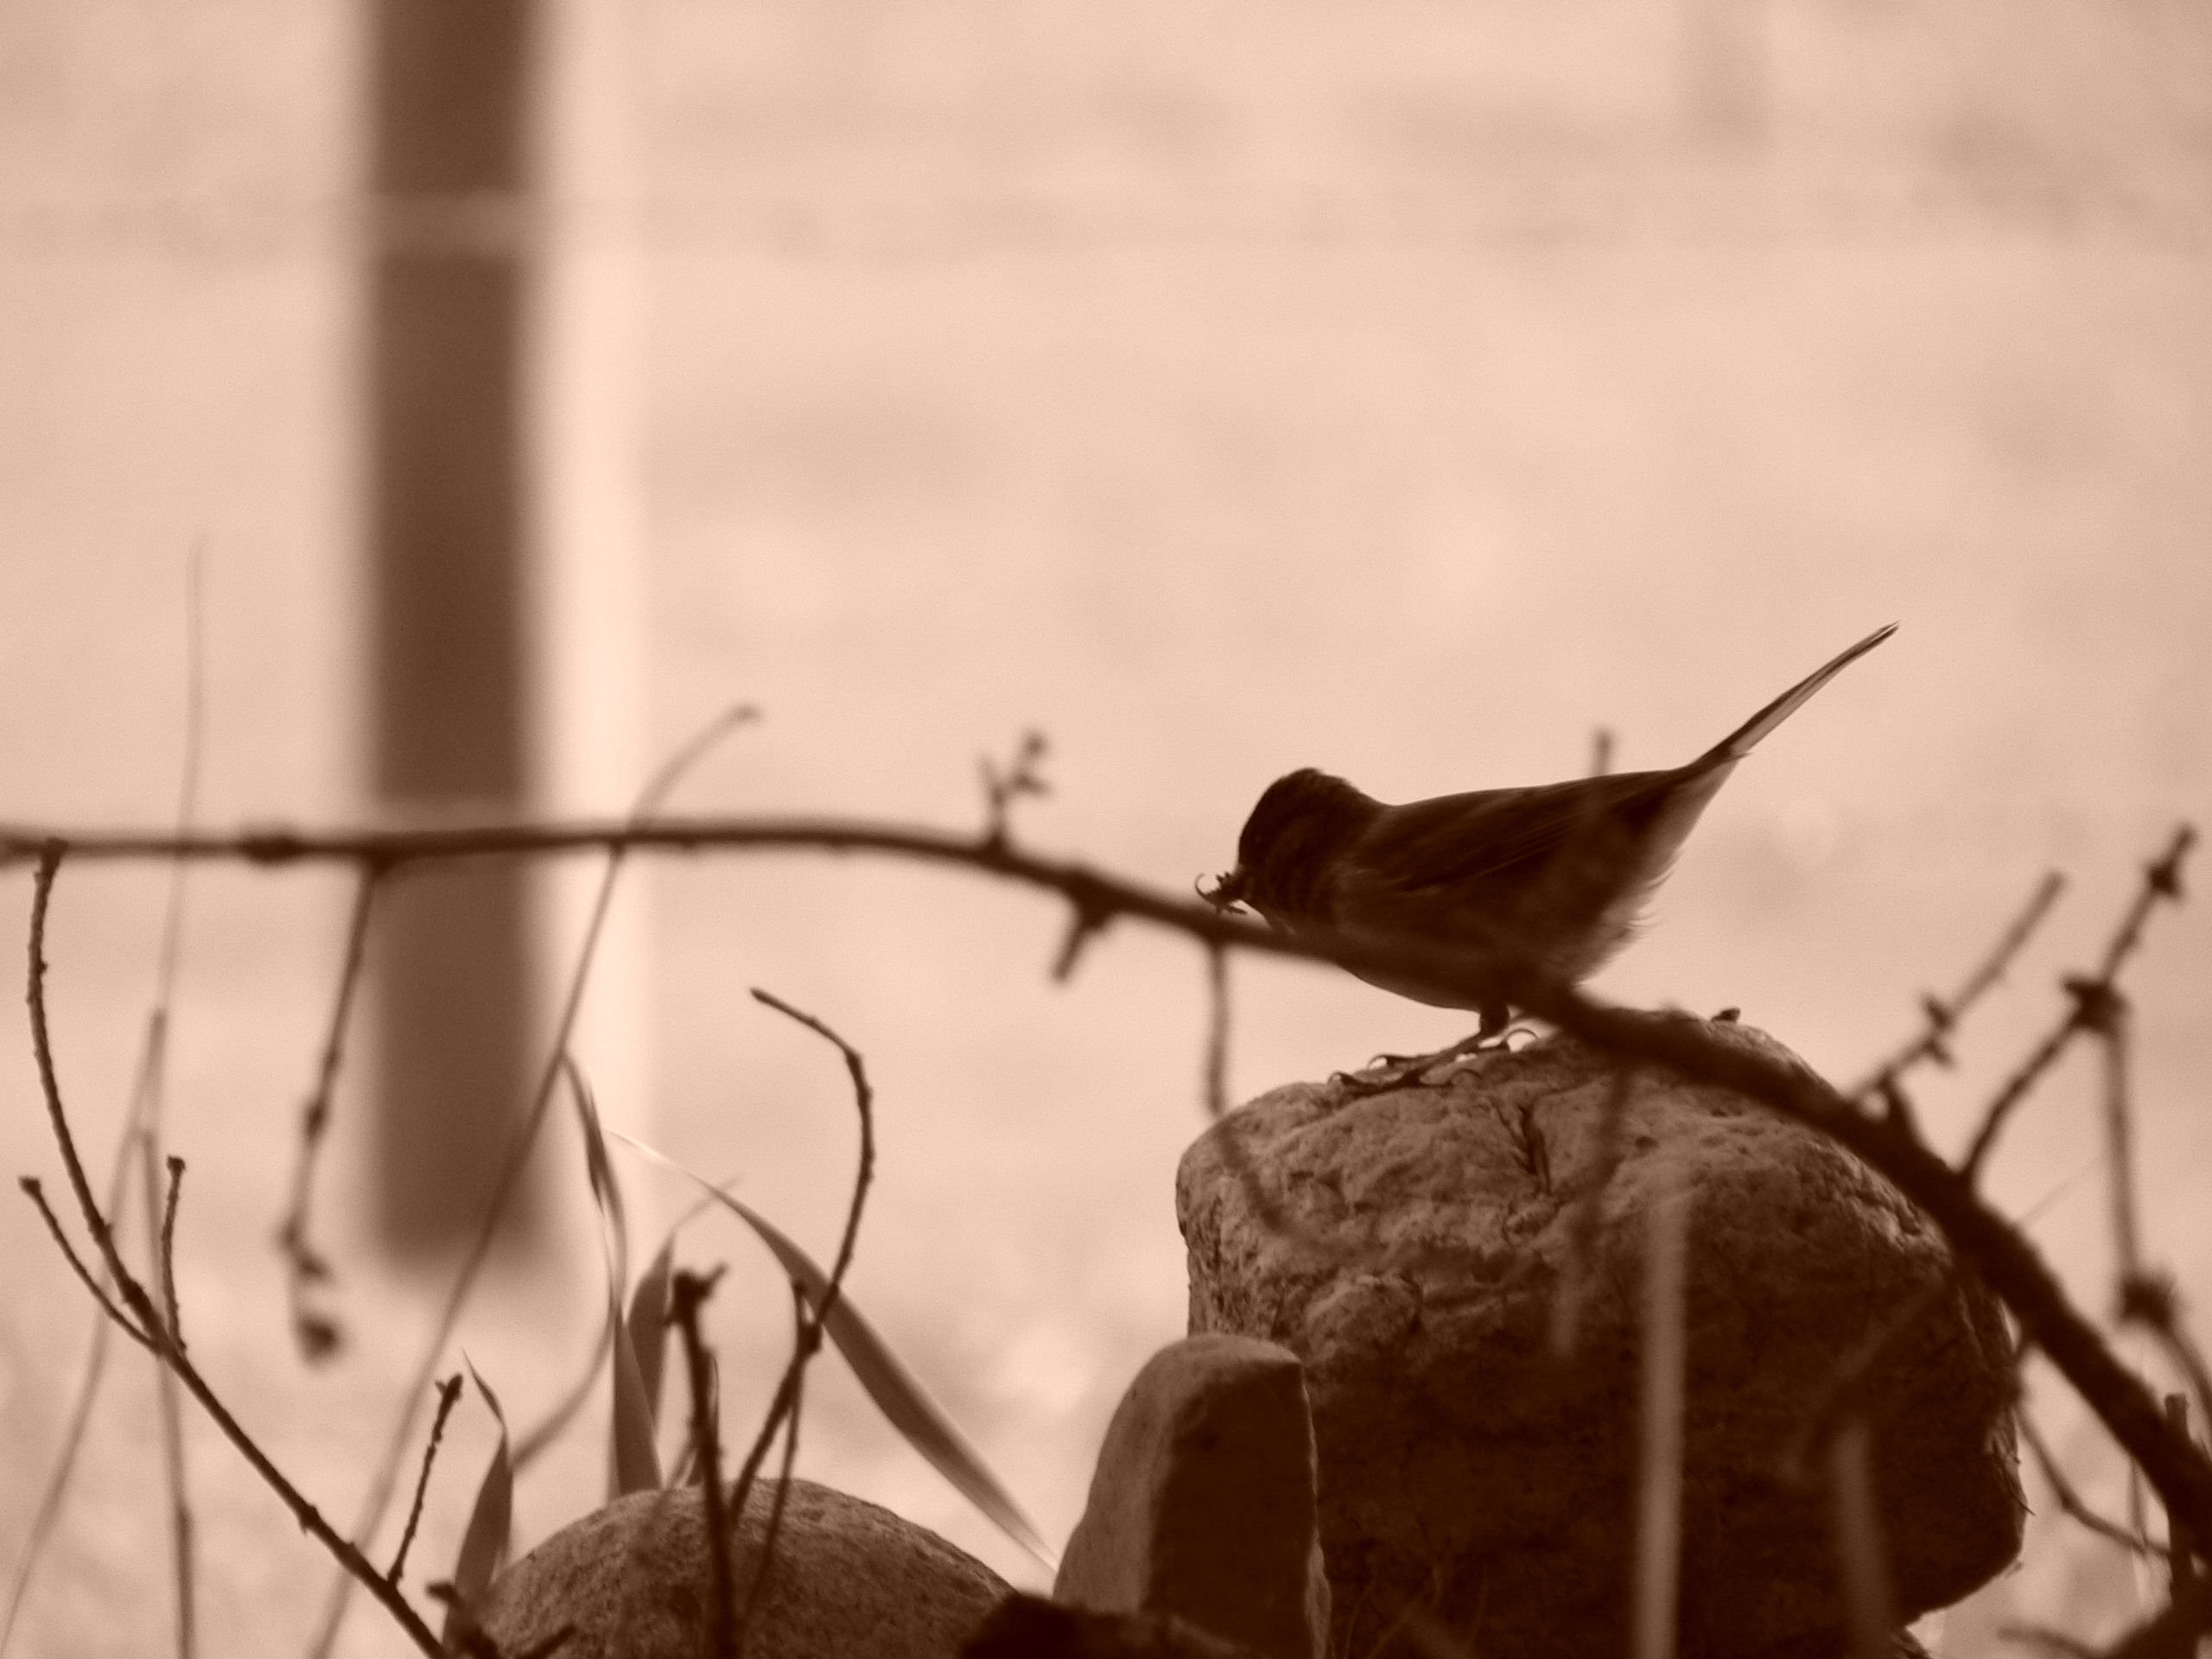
top-left (1849, 870), bottom-right (2066, 1103)
top-left (7, 807), bottom-right (2205, 1652)
top-left (1960, 829), bottom-right (2193, 1183)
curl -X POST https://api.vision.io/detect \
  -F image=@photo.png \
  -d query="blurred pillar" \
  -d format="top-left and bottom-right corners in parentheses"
top-left (365, 0), bottom-right (543, 1257)
top-left (1683, 0), bottom-right (1769, 146)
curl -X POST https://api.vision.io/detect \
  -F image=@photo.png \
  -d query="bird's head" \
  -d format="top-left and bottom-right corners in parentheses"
top-left (1198, 768), bottom-right (1377, 925)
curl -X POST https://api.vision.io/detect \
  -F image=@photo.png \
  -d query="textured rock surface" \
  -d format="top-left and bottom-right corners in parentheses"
top-left (1176, 1014), bottom-right (2023, 1659)
top-left (478, 1477), bottom-right (1009, 1659)
top-left (1056, 1334), bottom-right (1330, 1659)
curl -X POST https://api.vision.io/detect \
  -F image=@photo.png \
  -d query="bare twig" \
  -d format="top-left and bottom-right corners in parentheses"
top-left (1049, 892), bottom-right (1112, 983)
top-left (670, 1268), bottom-right (732, 1659)
top-left (9, 810), bottom-right (2207, 1560)
top-left (2098, 995), bottom-right (2141, 1287)
top-left (2165, 1395), bottom-right (2201, 1599)
top-left (978, 728), bottom-right (1049, 847)
top-left (22, 851), bottom-right (445, 1656)
top-left (276, 863), bottom-right (382, 1361)
top-left (2017, 1411), bottom-right (2163, 1559)
top-left (18, 1179), bottom-right (155, 1347)
top-left (2117, 1274), bottom-right (2212, 1446)
top-left (1202, 942), bottom-right (1230, 1120)
top-left (2089, 1570), bottom-right (2212, 1659)
top-left (1960, 829), bottom-right (2192, 1183)
top-left (735, 1283), bottom-right (811, 1648)
top-left (721, 992), bottom-right (876, 1549)
top-left (141, 544), bottom-right (206, 1659)
top-left (157, 1155), bottom-right (186, 1347)
top-left (386, 1375), bottom-right (466, 1588)
top-left (308, 704), bottom-right (756, 1657)
top-left (1850, 870), bottom-right (2066, 1103)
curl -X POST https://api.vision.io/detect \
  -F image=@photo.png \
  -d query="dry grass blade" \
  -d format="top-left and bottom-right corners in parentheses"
top-left (441, 1365), bottom-right (514, 1651)
top-left (510, 1061), bottom-right (632, 1476)
top-left (1632, 1164), bottom-right (1691, 1659)
top-left (1828, 1417), bottom-right (1897, 1659)
top-left (310, 705), bottom-right (760, 1656)
top-left (605, 1231), bottom-right (673, 1500)
top-left (610, 1129), bottom-right (1057, 1569)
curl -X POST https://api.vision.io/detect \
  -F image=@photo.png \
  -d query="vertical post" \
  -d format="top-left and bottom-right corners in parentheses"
top-left (1683, 0), bottom-right (1769, 146)
top-left (365, 0), bottom-right (542, 1257)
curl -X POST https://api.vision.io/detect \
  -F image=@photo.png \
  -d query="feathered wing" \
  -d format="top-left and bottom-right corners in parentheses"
top-left (1343, 770), bottom-right (1686, 899)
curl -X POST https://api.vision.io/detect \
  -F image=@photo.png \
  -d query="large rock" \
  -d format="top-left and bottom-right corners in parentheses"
top-left (1176, 1014), bottom-right (2022, 1659)
top-left (1056, 1334), bottom-right (1330, 1659)
top-left (477, 1477), bottom-right (1009, 1658)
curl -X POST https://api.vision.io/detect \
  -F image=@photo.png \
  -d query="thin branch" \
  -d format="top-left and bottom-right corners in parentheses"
top-left (2090, 1571), bottom-right (2212, 1659)
top-left (22, 850), bottom-right (445, 1656)
top-left (1959, 828), bottom-right (2192, 1183)
top-left (735, 1282), bottom-right (811, 1648)
top-left (2016, 1412), bottom-right (2163, 1560)
top-left (10, 812), bottom-right (2208, 1554)
top-left (2099, 997), bottom-right (2141, 1288)
top-left (157, 1155), bottom-right (187, 1343)
top-left (1850, 870), bottom-right (2065, 1102)
top-left (670, 1268), bottom-right (732, 1659)
top-left (276, 863), bottom-right (383, 1362)
top-left (1202, 942), bottom-right (1230, 1120)
top-left (143, 539), bottom-right (206, 1659)
top-left (146, 1147), bottom-right (196, 1659)
top-left (721, 993), bottom-right (878, 1539)
top-left (978, 728), bottom-right (1049, 848)
top-left (19, 1179), bottom-right (155, 1348)
top-left (308, 706), bottom-right (757, 1656)
top-left (2165, 1395), bottom-right (2201, 1599)
top-left (386, 1375), bottom-right (466, 1588)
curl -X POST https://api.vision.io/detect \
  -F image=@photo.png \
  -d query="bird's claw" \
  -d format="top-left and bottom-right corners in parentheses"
top-left (1331, 1032), bottom-right (1512, 1096)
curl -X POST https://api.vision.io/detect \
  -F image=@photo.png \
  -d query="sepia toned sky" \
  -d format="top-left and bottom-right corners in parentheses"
top-left (2, 3), bottom-right (2209, 1654)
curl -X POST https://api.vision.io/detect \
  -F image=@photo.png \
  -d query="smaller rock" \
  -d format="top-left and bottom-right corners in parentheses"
top-left (1055, 1334), bottom-right (1329, 1659)
top-left (477, 1477), bottom-right (1007, 1659)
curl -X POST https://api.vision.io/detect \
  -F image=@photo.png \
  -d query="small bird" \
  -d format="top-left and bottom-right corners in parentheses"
top-left (1201, 624), bottom-right (1896, 1047)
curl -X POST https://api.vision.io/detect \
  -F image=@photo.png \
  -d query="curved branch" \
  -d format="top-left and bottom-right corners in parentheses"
top-left (10, 814), bottom-right (2208, 1564)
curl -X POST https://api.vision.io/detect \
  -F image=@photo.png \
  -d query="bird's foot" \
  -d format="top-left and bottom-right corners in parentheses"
top-left (1331, 1030), bottom-right (1510, 1096)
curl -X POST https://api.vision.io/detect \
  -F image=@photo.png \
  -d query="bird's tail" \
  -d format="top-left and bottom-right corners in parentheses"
top-left (1694, 622), bottom-right (1897, 768)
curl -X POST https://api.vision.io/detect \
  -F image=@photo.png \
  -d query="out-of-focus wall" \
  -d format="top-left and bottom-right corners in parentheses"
top-left (2, 3), bottom-right (2207, 1654)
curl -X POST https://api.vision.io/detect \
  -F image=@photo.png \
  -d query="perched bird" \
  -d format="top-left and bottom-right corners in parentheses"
top-left (1201, 623), bottom-right (1896, 1045)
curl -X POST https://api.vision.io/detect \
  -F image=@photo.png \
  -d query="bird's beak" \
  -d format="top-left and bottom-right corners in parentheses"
top-left (1197, 867), bottom-right (1250, 912)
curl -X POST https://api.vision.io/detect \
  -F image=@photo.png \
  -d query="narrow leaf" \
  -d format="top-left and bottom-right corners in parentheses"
top-left (626, 1239), bottom-right (673, 1431)
top-left (442, 1364), bottom-right (513, 1649)
top-left (608, 1306), bottom-right (663, 1497)
top-left (610, 1129), bottom-right (1058, 1570)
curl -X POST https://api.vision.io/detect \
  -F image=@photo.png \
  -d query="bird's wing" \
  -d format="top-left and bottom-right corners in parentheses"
top-left (1342, 769), bottom-right (1684, 899)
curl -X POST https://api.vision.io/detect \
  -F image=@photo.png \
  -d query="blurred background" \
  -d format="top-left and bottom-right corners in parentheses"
top-left (1, 1), bottom-right (2207, 1654)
